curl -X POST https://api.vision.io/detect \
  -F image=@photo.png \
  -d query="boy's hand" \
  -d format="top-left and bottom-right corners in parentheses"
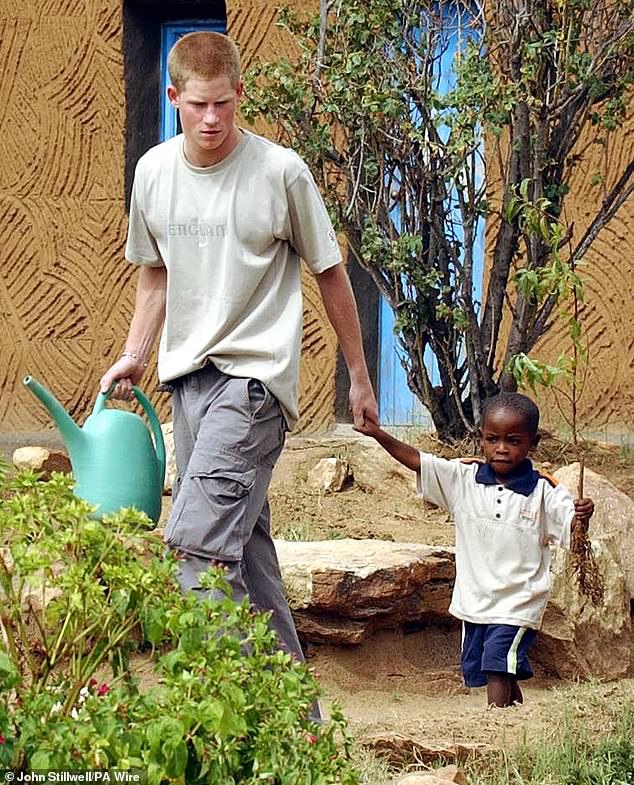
top-left (353, 415), bottom-right (381, 438)
top-left (573, 497), bottom-right (594, 532)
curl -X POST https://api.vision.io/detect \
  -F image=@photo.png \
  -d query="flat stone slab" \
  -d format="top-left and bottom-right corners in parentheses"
top-left (276, 539), bottom-right (455, 644)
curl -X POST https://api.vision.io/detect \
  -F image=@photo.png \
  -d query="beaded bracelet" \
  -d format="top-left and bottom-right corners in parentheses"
top-left (121, 351), bottom-right (148, 368)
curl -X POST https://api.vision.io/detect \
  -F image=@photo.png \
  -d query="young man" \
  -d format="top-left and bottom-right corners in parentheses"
top-left (100, 32), bottom-right (378, 670)
top-left (354, 392), bottom-right (594, 707)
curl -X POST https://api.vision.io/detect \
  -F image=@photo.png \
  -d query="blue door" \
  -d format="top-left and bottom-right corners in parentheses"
top-left (378, 9), bottom-right (483, 426)
top-left (379, 299), bottom-right (434, 426)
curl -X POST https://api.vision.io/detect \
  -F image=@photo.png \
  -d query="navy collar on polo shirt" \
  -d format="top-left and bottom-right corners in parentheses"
top-left (475, 459), bottom-right (539, 497)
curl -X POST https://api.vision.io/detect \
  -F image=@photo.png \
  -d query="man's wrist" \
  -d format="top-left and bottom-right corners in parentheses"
top-left (346, 362), bottom-right (370, 382)
top-left (121, 351), bottom-right (148, 368)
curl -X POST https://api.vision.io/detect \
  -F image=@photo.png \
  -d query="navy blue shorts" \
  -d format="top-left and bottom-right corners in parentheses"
top-left (461, 622), bottom-right (538, 687)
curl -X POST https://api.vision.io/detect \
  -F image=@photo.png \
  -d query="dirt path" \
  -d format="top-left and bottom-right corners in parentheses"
top-left (312, 630), bottom-right (634, 752)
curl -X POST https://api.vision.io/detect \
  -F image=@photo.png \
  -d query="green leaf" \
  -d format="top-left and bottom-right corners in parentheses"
top-left (0, 651), bottom-right (21, 691)
top-left (30, 750), bottom-right (52, 767)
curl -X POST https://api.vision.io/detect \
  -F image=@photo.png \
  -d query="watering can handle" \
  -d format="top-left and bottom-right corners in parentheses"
top-left (94, 386), bottom-right (166, 487)
top-left (132, 387), bottom-right (167, 488)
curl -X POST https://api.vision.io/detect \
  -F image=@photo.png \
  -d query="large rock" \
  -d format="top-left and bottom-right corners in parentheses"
top-left (538, 543), bottom-right (632, 680)
top-left (535, 464), bottom-right (634, 680)
top-left (554, 463), bottom-right (634, 598)
top-left (276, 539), bottom-right (455, 644)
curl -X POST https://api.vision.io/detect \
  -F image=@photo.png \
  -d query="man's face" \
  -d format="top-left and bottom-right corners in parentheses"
top-left (480, 407), bottom-right (538, 477)
top-left (168, 76), bottom-right (243, 167)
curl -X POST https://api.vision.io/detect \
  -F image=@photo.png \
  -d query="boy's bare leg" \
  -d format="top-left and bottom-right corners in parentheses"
top-left (486, 673), bottom-right (513, 707)
top-left (510, 678), bottom-right (523, 704)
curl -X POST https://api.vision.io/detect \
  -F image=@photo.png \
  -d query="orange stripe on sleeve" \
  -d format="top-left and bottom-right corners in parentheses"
top-left (537, 471), bottom-right (559, 488)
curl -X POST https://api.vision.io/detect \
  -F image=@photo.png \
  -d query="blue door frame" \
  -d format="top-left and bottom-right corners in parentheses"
top-left (160, 20), bottom-right (226, 142)
top-left (378, 9), bottom-right (483, 427)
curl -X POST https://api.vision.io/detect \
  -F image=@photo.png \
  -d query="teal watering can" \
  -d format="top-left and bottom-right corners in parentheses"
top-left (23, 376), bottom-right (166, 524)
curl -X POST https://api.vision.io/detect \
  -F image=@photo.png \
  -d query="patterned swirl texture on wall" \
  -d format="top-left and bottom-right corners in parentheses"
top-left (0, 6), bottom-right (137, 429)
top-left (1, 0), bottom-right (338, 433)
top-left (536, 115), bottom-right (634, 435)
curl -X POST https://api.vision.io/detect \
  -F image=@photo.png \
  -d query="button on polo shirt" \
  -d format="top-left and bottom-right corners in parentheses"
top-left (416, 453), bottom-right (574, 629)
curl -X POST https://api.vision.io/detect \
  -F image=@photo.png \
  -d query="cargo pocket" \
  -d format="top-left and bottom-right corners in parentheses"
top-left (164, 454), bottom-right (256, 561)
top-left (238, 378), bottom-right (286, 468)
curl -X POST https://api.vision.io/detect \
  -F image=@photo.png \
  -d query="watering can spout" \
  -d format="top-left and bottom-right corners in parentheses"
top-left (23, 375), bottom-right (85, 459)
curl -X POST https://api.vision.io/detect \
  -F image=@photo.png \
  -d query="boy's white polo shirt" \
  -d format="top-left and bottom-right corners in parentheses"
top-left (417, 454), bottom-right (574, 629)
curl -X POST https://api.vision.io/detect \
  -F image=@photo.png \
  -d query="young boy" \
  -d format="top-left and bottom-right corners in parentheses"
top-left (355, 392), bottom-right (594, 707)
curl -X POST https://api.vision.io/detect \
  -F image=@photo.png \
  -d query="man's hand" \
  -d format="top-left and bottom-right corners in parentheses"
top-left (100, 355), bottom-right (147, 400)
top-left (349, 378), bottom-right (379, 432)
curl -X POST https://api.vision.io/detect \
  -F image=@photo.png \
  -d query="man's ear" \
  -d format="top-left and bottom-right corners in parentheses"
top-left (167, 85), bottom-right (179, 108)
top-left (531, 432), bottom-right (541, 449)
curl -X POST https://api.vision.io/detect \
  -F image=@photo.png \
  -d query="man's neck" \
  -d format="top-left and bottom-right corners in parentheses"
top-left (184, 127), bottom-right (243, 168)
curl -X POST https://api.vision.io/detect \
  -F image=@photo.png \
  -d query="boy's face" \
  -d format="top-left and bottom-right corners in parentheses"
top-left (167, 75), bottom-right (243, 168)
top-left (480, 407), bottom-right (538, 477)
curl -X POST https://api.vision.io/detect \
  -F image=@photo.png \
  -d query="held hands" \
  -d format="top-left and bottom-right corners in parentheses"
top-left (348, 379), bottom-right (379, 433)
top-left (353, 414), bottom-right (382, 438)
top-left (573, 497), bottom-right (595, 533)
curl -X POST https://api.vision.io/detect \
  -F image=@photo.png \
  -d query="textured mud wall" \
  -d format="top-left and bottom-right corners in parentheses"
top-left (0, 6), bottom-right (131, 430)
top-left (4, 3), bottom-right (631, 437)
top-left (0, 0), bottom-right (336, 433)
top-left (535, 111), bottom-right (634, 437)
top-left (486, 108), bottom-right (634, 438)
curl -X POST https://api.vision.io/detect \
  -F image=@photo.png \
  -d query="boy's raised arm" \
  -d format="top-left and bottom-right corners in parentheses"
top-left (354, 420), bottom-right (421, 473)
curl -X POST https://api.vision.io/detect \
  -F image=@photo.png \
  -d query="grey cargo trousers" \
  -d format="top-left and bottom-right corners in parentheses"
top-left (163, 362), bottom-right (304, 661)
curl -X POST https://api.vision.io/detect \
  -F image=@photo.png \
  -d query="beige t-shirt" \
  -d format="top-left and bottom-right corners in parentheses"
top-left (125, 130), bottom-right (342, 428)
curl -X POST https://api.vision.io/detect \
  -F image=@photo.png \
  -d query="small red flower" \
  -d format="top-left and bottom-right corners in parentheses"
top-left (0, 734), bottom-right (5, 745)
top-left (307, 733), bottom-right (318, 744)
top-left (88, 678), bottom-right (98, 688)
top-left (96, 683), bottom-right (110, 697)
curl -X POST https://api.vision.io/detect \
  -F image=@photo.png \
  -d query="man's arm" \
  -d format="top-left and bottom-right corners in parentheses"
top-left (315, 263), bottom-right (378, 429)
top-left (100, 265), bottom-right (167, 398)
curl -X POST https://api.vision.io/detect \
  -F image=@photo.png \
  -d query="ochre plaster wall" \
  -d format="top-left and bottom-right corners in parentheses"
top-left (2, 2), bottom-right (632, 437)
top-left (0, 0), bottom-right (336, 433)
top-left (486, 106), bottom-right (634, 438)
top-left (535, 109), bottom-right (634, 437)
top-left (0, 6), bottom-right (131, 429)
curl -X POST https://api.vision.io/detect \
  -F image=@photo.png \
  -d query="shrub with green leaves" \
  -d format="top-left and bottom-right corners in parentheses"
top-left (0, 462), bottom-right (359, 784)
